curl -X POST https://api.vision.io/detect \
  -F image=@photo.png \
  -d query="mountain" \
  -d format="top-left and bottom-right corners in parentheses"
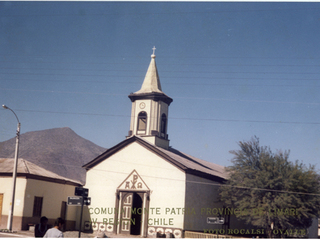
top-left (0, 127), bottom-right (107, 184)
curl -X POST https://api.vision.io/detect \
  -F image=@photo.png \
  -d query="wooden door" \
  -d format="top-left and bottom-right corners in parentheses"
top-left (120, 193), bottom-right (133, 234)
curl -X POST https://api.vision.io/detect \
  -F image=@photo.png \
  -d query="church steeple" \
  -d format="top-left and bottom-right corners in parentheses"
top-left (128, 47), bottom-right (173, 149)
top-left (135, 47), bottom-right (162, 94)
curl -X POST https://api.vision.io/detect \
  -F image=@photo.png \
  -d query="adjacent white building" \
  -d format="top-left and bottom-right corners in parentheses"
top-left (0, 158), bottom-right (81, 231)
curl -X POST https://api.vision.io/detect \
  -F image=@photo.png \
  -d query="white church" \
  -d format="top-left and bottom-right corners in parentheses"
top-left (82, 49), bottom-right (245, 238)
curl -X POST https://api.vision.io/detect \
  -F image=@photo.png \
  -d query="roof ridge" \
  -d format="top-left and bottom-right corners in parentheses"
top-left (22, 159), bottom-right (31, 174)
top-left (0, 158), bottom-right (82, 185)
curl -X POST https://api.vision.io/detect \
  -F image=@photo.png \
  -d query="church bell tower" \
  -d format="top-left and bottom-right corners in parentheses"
top-left (128, 47), bottom-right (173, 149)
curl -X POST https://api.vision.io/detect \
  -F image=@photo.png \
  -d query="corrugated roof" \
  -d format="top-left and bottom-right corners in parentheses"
top-left (158, 146), bottom-right (228, 180)
top-left (0, 158), bottom-right (82, 185)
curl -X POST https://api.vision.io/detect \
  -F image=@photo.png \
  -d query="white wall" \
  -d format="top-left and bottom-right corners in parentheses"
top-left (24, 178), bottom-right (78, 221)
top-left (84, 141), bottom-right (186, 229)
top-left (0, 176), bottom-right (27, 217)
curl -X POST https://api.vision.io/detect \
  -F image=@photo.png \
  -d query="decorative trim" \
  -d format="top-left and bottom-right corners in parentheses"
top-left (117, 169), bottom-right (150, 191)
top-left (147, 226), bottom-right (183, 238)
top-left (128, 92), bottom-right (173, 106)
top-left (83, 136), bottom-right (186, 171)
top-left (151, 130), bottom-right (159, 136)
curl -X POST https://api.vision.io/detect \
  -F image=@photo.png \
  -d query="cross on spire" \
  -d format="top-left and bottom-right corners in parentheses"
top-left (152, 46), bottom-right (156, 56)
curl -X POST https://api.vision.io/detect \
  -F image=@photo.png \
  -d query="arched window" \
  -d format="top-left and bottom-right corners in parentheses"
top-left (160, 113), bottom-right (167, 137)
top-left (137, 112), bottom-right (147, 134)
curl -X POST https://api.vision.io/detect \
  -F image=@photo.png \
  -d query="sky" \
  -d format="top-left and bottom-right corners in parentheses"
top-left (0, 2), bottom-right (319, 170)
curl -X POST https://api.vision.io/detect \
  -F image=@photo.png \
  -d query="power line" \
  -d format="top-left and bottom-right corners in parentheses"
top-left (1, 69), bottom-right (320, 76)
top-left (174, 96), bottom-right (320, 106)
top-left (1, 53), bottom-right (320, 61)
top-left (16, 158), bottom-right (319, 197)
top-left (1, 7), bottom-right (319, 18)
top-left (7, 157), bottom-right (318, 197)
top-left (5, 108), bottom-right (320, 125)
top-left (187, 180), bottom-right (320, 197)
top-left (12, 109), bottom-right (129, 118)
top-left (83, 168), bottom-right (320, 197)
top-left (170, 117), bottom-right (320, 125)
top-left (2, 77), bottom-right (319, 85)
top-left (0, 88), bottom-right (127, 96)
top-left (1, 88), bottom-right (319, 105)
top-left (2, 62), bottom-right (320, 68)
top-left (1, 72), bottom-right (320, 81)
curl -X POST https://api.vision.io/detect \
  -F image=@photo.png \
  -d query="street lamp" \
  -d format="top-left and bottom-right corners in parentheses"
top-left (2, 105), bottom-right (21, 231)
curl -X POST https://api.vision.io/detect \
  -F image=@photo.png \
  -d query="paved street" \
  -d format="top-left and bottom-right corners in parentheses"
top-left (0, 231), bottom-right (95, 238)
top-left (0, 230), bottom-right (144, 238)
top-left (0, 232), bottom-right (32, 238)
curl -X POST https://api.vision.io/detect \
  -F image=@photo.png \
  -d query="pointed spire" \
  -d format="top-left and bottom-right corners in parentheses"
top-left (135, 46), bottom-right (163, 94)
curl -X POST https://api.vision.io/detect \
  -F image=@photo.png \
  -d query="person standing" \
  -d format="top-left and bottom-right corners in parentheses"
top-left (43, 218), bottom-right (65, 238)
top-left (35, 216), bottom-right (49, 237)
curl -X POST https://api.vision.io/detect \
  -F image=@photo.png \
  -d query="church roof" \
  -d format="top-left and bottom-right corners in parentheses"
top-left (0, 158), bottom-right (82, 186)
top-left (158, 145), bottom-right (227, 180)
top-left (83, 136), bottom-right (228, 181)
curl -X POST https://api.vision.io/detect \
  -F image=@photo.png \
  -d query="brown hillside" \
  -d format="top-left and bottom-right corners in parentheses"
top-left (0, 127), bottom-right (106, 184)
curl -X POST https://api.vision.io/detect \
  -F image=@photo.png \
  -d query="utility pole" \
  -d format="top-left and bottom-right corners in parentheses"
top-left (2, 105), bottom-right (21, 231)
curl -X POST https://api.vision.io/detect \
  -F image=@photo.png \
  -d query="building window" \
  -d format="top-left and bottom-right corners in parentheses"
top-left (137, 112), bottom-right (147, 134)
top-left (33, 196), bottom-right (43, 217)
top-left (160, 113), bottom-right (167, 137)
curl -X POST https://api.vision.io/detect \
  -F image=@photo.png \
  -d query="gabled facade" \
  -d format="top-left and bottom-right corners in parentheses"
top-left (83, 137), bottom-right (187, 237)
top-left (82, 49), bottom-right (238, 238)
top-left (83, 136), bottom-right (229, 237)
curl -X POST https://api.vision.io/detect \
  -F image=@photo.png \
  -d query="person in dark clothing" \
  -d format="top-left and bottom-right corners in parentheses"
top-left (35, 216), bottom-right (49, 237)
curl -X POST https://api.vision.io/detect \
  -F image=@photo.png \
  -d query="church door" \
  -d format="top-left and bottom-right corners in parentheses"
top-left (130, 192), bottom-right (142, 235)
top-left (120, 192), bottom-right (143, 235)
top-left (116, 170), bottom-right (150, 237)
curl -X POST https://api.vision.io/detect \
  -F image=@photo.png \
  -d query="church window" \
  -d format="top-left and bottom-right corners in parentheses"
top-left (160, 113), bottom-right (167, 137)
top-left (137, 112), bottom-right (147, 134)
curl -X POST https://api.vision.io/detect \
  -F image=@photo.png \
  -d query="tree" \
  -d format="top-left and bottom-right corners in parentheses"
top-left (220, 136), bottom-right (320, 238)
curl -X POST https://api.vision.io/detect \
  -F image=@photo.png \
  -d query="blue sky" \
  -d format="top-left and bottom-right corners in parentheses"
top-left (1, 2), bottom-right (319, 169)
